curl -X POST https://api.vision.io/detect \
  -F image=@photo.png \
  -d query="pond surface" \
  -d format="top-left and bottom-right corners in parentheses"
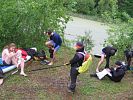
top-left (64, 16), bottom-right (109, 54)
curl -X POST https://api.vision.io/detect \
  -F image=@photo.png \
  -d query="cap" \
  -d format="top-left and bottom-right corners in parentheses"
top-left (75, 42), bottom-right (84, 48)
top-left (115, 61), bottom-right (122, 66)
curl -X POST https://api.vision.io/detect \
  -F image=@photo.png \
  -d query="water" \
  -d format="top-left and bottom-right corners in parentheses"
top-left (64, 17), bottom-right (109, 54)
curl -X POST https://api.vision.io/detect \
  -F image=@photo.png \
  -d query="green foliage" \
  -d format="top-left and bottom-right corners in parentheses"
top-left (74, 0), bottom-right (96, 15)
top-left (77, 32), bottom-right (94, 52)
top-left (104, 18), bottom-right (133, 58)
top-left (118, 0), bottom-right (133, 17)
top-left (0, 0), bottom-right (70, 49)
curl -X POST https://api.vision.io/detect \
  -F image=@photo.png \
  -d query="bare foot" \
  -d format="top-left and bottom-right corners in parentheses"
top-left (20, 73), bottom-right (27, 77)
top-left (48, 62), bottom-right (53, 66)
top-left (96, 69), bottom-right (99, 73)
top-left (0, 79), bottom-right (4, 85)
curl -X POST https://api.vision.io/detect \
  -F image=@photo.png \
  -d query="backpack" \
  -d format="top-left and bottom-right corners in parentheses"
top-left (77, 52), bottom-right (92, 73)
top-left (36, 50), bottom-right (46, 61)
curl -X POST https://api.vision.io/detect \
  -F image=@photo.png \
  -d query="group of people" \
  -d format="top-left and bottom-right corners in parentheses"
top-left (0, 29), bottom-right (132, 94)
top-left (0, 29), bottom-right (63, 85)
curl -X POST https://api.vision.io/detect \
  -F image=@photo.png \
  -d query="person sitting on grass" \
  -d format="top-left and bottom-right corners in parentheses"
top-left (67, 42), bottom-right (85, 93)
top-left (2, 43), bottom-right (27, 76)
top-left (91, 61), bottom-right (126, 82)
top-left (96, 46), bottom-right (117, 72)
top-left (45, 29), bottom-right (62, 65)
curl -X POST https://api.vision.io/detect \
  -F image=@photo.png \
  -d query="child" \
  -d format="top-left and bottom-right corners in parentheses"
top-left (96, 46), bottom-right (117, 72)
top-left (67, 42), bottom-right (85, 93)
top-left (45, 29), bottom-right (62, 65)
top-left (2, 43), bottom-right (27, 76)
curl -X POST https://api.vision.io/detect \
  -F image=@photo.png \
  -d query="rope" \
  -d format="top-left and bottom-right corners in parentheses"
top-left (28, 63), bottom-right (69, 72)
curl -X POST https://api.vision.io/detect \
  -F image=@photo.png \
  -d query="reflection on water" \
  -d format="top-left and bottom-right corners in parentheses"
top-left (64, 17), bottom-right (109, 54)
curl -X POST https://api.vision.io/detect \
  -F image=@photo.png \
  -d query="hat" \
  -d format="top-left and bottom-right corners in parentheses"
top-left (75, 42), bottom-right (84, 48)
top-left (115, 61), bottom-right (122, 66)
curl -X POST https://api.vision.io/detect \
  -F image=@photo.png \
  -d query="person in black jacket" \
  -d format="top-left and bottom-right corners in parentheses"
top-left (124, 50), bottom-right (133, 70)
top-left (67, 42), bottom-right (85, 93)
top-left (96, 46), bottom-right (117, 72)
top-left (91, 61), bottom-right (125, 82)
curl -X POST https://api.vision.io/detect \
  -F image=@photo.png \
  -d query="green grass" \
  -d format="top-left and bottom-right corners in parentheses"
top-left (0, 46), bottom-right (133, 100)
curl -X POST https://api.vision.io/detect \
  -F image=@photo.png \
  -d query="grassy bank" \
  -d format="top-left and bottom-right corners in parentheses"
top-left (0, 46), bottom-right (133, 100)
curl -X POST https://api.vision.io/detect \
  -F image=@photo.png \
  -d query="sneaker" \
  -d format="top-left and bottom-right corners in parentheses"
top-left (67, 88), bottom-right (75, 94)
top-left (90, 73), bottom-right (97, 77)
top-left (40, 61), bottom-right (46, 65)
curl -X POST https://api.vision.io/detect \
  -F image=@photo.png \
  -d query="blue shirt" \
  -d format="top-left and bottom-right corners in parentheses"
top-left (50, 32), bottom-right (62, 48)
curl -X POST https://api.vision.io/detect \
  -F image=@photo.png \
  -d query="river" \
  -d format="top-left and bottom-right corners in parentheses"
top-left (64, 16), bottom-right (109, 54)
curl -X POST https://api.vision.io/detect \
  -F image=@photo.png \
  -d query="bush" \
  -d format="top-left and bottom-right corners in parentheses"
top-left (0, 0), bottom-right (70, 50)
top-left (104, 18), bottom-right (133, 59)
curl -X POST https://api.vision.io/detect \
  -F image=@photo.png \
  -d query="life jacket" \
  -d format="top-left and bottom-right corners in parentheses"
top-left (77, 52), bottom-right (92, 73)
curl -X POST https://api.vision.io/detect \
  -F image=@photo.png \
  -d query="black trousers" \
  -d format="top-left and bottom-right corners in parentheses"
top-left (69, 67), bottom-right (80, 91)
top-left (105, 56), bottom-right (110, 68)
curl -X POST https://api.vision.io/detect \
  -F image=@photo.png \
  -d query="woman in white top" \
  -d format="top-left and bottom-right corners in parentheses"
top-left (2, 43), bottom-right (27, 76)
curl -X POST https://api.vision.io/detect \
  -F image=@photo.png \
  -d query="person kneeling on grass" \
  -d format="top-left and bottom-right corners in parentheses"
top-left (91, 61), bottom-right (126, 82)
top-left (45, 29), bottom-right (62, 65)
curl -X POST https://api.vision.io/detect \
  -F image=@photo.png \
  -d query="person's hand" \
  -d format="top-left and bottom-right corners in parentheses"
top-left (106, 68), bottom-right (111, 72)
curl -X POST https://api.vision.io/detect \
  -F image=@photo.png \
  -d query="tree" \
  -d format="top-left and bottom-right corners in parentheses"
top-left (105, 18), bottom-right (133, 58)
top-left (0, 0), bottom-right (70, 49)
top-left (118, 0), bottom-right (133, 17)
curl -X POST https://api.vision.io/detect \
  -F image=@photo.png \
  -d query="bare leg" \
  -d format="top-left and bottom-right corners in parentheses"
top-left (19, 58), bottom-right (27, 76)
top-left (11, 56), bottom-right (18, 67)
top-left (0, 79), bottom-right (4, 85)
top-left (96, 54), bottom-right (105, 72)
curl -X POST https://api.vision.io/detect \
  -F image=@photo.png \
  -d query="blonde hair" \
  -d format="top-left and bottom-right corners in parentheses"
top-left (3, 43), bottom-right (16, 50)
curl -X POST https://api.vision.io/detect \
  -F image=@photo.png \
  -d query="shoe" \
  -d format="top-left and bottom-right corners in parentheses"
top-left (67, 88), bottom-right (75, 94)
top-left (40, 61), bottom-right (46, 65)
top-left (90, 73), bottom-right (97, 77)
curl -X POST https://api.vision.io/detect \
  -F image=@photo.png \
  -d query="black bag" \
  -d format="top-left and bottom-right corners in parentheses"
top-left (36, 50), bottom-right (46, 61)
top-left (23, 48), bottom-right (37, 59)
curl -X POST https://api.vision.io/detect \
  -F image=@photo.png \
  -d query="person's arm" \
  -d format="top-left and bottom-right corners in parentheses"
top-left (5, 49), bottom-right (17, 58)
top-left (96, 53), bottom-right (105, 72)
top-left (70, 54), bottom-right (80, 65)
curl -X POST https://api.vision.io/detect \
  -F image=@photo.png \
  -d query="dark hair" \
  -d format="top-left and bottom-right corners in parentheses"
top-left (76, 42), bottom-right (84, 48)
top-left (115, 61), bottom-right (122, 66)
top-left (46, 29), bottom-right (53, 35)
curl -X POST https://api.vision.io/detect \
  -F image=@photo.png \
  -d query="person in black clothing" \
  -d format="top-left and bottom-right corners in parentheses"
top-left (67, 42), bottom-right (85, 93)
top-left (96, 46), bottom-right (117, 72)
top-left (124, 50), bottom-right (133, 70)
top-left (91, 61), bottom-right (126, 82)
